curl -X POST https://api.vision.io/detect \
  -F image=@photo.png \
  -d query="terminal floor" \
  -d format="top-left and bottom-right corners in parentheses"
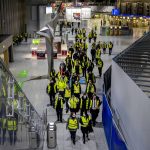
top-left (9, 21), bottom-right (145, 150)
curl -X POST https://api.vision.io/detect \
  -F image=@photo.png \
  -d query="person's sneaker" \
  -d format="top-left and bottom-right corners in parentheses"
top-left (87, 137), bottom-right (90, 140)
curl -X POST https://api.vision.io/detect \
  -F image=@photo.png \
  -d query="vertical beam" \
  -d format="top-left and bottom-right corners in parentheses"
top-left (46, 37), bottom-right (53, 74)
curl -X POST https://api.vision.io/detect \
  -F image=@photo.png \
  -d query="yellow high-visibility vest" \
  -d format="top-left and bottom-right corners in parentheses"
top-left (97, 60), bottom-right (103, 68)
top-left (57, 80), bottom-right (66, 91)
top-left (80, 116), bottom-right (91, 127)
top-left (73, 84), bottom-right (80, 94)
top-left (96, 49), bottom-right (101, 58)
top-left (80, 98), bottom-right (92, 110)
top-left (69, 97), bottom-right (79, 109)
top-left (68, 118), bottom-right (78, 130)
top-left (55, 96), bottom-right (63, 109)
top-left (7, 119), bottom-right (17, 131)
top-left (65, 89), bottom-right (71, 98)
top-left (87, 84), bottom-right (95, 93)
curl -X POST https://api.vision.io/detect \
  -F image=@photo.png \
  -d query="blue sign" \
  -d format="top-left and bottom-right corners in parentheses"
top-left (102, 95), bottom-right (128, 150)
top-left (112, 9), bottom-right (120, 16)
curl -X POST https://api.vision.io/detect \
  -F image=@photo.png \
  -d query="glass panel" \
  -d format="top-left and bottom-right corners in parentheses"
top-left (0, 58), bottom-right (44, 149)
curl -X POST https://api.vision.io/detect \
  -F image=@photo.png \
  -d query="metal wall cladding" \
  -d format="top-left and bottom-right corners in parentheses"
top-left (137, 2), bottom-right (144, 15)
top-left (120, 2), bottom-right (150, 16)
top-left (131, 3), bottom-right (138, 15)
top-left (126, 3), bottom-right (132, 15)
top-left (0, 0), bottom-right (26, 35)
top-left (144, 3), bottom-right (150, 16)
top-left (121, 3), bottom-right (127, 14)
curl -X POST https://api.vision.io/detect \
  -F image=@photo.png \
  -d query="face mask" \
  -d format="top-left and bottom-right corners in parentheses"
top-left (83, 113), bottom-right (86, 117)
top-left (83, 95), bottom-right (86, 98)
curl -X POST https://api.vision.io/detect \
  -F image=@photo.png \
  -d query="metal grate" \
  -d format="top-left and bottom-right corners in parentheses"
top-left (114, 32), bottom-right (150, 98)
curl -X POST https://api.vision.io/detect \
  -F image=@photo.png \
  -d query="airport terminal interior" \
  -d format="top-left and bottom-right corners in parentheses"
top-left (0, 0), bottom-right (150, 150)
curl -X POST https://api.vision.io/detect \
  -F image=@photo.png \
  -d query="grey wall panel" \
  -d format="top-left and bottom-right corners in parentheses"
top-left (26, 5), bottom-right (38, 34)
top-left (0, 0), bottom-right (26, 35)
top-left (39, 6), bottom-right (51, 29)
top-left (111, 61), bottom-right (150, 150)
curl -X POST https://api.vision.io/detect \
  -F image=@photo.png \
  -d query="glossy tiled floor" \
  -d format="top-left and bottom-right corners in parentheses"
top-left (9, 19), bottom-right (147, 150)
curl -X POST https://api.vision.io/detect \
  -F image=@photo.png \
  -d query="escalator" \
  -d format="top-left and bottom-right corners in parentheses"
top-left (0, 58), bottom-right (45, 150)
top-left (114, 32), bottom-right (150, 98)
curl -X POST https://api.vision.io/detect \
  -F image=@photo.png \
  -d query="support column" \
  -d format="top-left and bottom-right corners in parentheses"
top-left (46, 37), bottom-right (53, 74)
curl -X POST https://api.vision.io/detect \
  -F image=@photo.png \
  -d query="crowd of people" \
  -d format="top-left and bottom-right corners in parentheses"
top-left (46, 22), bottom-right (113, 145)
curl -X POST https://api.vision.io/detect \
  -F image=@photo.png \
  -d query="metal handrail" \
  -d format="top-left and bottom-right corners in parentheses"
top-left (0, 57), bottom-right (43, 125)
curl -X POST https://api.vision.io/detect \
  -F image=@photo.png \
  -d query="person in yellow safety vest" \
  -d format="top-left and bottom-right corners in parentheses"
top-left (57, 73), bottom-right (68, 83)
top-left (72, 60), bottom-right (82, 75)
top-left (49, 69), bottom-right (56, 82)
top-left (1, 117), bottom-right (7, 144)
top-left (64, 85), bottom-right (71, 113)
top-left (81, 57), bottom-right (87, 77)
top-left (86, 80), bottom-right (96, 99)
top-left (74, 42), bottom-right (79, 51)
top-left (66, 113), bottom-right (79, 145)
top-left (80, 93), bottom-right (92, 116)
top-left (108, 41), bottom-right (113, 55)
top-left (55, 94), bottom-right (64, 122)
top-left (90, 93), bottom-right (102, 126)
top-left (56, 77), bottom-right (66, 97)
top-left (86, 71), bottom-right (96, 83)
top-left (68, 46), bottom-right (74, 58)
top-left (83, 36), bottom-right (87, 43)
top-left (95, 48), bottom-right (101, 64)
top-left (83, 43), bottom-right (88, 52)
top-left (93, 32), bottom-right (97, 42)
top-left (46, 80), bottom-right (57, 106)
top-left (65, 55), bottom-right (73, 73)
top-left (75, 34), bottom-right (79, 42)
top-left (87, 60), bottom-right (94, 73)
top-left (7, 117), bottom-right (17, 145)
top-left (83, 28), bottom-right (86, 36)
top-left (73, 80), bottom-right (81, 99)
top-left (97, 58), bottom-right (104, 77)
top-left (79, 34), bottom-right (83, 43)
top-left (80, 112), bottom-right (92, 144)
top-left (68, 94), bottom-right (79, 113)
top-left (88, 32), bottom-right (92, 43)
top-left (103, 42), bottom-right (107, 54)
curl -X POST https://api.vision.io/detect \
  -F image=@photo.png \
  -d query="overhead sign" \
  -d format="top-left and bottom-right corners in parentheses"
top-left (46, 6), bottom-right (52, 14)
top-left (66, 7), bottom-right (91, 22)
